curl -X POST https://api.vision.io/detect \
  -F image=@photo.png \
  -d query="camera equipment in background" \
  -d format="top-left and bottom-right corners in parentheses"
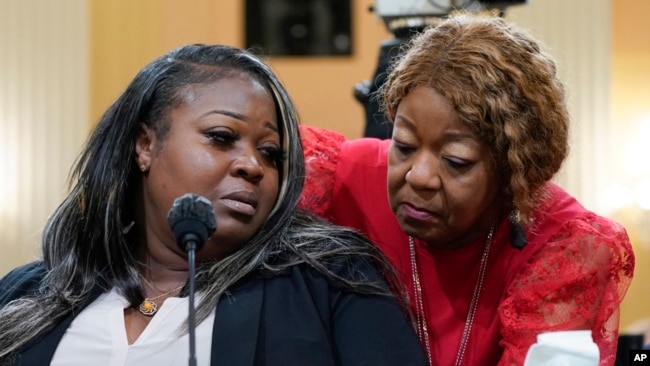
top-left (358, 0), bottom-right (528, 139)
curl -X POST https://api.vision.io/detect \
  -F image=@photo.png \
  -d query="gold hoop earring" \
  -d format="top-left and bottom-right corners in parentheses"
top-left (140, 164), bottom-right (148, 172)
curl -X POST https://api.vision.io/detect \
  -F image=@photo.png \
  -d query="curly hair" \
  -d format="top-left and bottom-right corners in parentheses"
top-left (382, 12), bottom-right (570, 225)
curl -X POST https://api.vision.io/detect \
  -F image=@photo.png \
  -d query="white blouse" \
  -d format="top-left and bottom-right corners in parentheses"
top-left (51, 288), bottom-right (215, 366)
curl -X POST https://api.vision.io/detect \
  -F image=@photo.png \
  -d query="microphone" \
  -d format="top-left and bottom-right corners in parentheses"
top-left (168, 193), bottom-right (217, 252)
top-left (167, 193), bottom-right (217, 366)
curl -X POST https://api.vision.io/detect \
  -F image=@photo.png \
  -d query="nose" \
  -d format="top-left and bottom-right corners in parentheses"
top-left (405, 154), bottom-right (442, 191)
top-left (231, 149), bottom-right (264, 182)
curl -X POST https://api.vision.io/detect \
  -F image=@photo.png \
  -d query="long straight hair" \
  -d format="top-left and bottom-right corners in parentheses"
top-left (0, 45), bottom-right (401, 363)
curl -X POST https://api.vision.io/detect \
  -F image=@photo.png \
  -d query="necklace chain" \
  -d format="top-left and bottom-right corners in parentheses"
top-left (409, 224), bottom-right (495, 366)
top-left (138, 284), bottom-right (184, 316)
top-left (410, 236), bottom-right (433, 364)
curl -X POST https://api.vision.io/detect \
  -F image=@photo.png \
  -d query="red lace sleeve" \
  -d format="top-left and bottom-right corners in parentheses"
top-left (498, 214), bottom-right (635, 366)
top-left (298, 125), bottom-right (346, 217)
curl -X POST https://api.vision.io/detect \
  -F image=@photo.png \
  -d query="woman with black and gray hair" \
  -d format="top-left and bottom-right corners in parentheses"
top-left (0, 44), bottom-right (427, 366)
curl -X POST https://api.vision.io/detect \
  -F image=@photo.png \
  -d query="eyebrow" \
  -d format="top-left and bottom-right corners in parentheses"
top-left (442, 131), bottom-right (478, 143)
top-left (394, 117), bottom-right (479, 143)
top-left (205, 109), bottom-right (279, 133)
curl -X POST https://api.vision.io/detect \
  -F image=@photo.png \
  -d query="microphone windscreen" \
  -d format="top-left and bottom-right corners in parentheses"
top-left (167, 193), bottom-right (217, 252)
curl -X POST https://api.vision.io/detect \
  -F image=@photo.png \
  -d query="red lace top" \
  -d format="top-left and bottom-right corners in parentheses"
top-left (298, 125), bottom-right (635, 366)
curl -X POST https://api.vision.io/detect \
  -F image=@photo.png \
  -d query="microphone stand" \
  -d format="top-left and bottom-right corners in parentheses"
top-left (167, 193), bottom-right (216, 366)
top-left (183, 234), bottom-right (200, 366)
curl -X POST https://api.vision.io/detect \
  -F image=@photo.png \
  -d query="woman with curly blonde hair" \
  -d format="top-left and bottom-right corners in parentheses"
top-left (300, 12), bottom-right (634, 366)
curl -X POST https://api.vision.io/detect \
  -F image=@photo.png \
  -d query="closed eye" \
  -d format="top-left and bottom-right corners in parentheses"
top-left (205, 130), bottom-right (238, 145)
top-left (259, 146), bottom-right (287, 166)
top-left (444, 156), bottom-right (473, 170)
top-left (206, 130), bottom-right (285, 166)
top-left (392, 141), bottom-right (415, 157)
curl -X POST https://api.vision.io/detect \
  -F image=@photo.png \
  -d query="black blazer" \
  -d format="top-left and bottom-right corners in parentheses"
top-left (0, 261), bottom-right (428, 366)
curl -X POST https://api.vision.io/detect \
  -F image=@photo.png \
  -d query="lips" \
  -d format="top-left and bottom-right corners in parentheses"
top-left (401, 202), bottom-right (437, 222)
top-left (220, 191), bottom-right (258, 216)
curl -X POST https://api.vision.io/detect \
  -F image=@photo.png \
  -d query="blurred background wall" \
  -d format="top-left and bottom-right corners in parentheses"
top-left (0, 0), bottom-right (89, 275)
top-left (0, 0), bottom-right (648, 332)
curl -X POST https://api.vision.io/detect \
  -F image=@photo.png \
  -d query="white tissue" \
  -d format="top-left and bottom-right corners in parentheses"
top-left (523, 330), bottom-right (600, 366)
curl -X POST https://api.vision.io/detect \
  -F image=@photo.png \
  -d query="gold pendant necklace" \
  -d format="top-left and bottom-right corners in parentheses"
top-left (138, 285), bottom-right (184, 316)
top-left (409, 223), bottom-right (495, 366)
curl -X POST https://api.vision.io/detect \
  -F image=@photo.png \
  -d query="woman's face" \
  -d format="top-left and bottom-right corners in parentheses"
top-left (387, 86), bottom-right (502, 249)
top-left (136, 74), bottom-right (281, 262)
